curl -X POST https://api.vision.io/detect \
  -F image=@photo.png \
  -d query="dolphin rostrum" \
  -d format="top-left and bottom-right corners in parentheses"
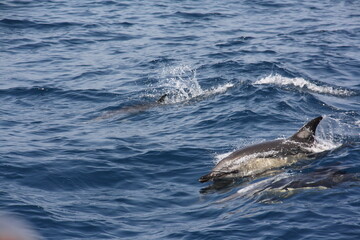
top-left (199, 116), bottom-right (323, 183)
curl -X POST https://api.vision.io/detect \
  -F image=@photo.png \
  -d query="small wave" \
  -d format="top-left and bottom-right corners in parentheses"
top-left (204, 83), bottom-right (234, 95)
top-left (0, 18), bottom-right (38, 29)
top-left (0, 86), bottom-right (59, 96)
top-left (0, 86), bottom-right (114, 103)
top-left (59, 38), bottom-right (95, 45)
top-left (174, 11), bottom-right (223, 20)
top-left (254, 74), bottom-right (355, 96)
top-left (215, 36), bottom-right (254, 48)
top-left (0, 18), bottom-right (80, 29)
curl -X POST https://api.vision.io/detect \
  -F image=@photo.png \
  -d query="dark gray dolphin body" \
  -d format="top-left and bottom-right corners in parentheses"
top-left (216, 167), bottom-right (358, 203)
top-left (199, 116), bottom-right (323, 183)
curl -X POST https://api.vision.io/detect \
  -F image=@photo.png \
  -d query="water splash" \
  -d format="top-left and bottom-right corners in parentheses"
top-left (309, 137), bottom-right (341, 154)
top-left (254, 74), bottom-right (355, 96)
top-left (158, 65), bottom-right (202, 102)
top-left (157, 65), bottom-right (233, 104)
top-left (314, 115), bottom-right (360, 146)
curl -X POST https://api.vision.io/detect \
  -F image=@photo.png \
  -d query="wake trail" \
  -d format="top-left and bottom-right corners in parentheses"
top-left (254, 74), bottom-right (356, 97)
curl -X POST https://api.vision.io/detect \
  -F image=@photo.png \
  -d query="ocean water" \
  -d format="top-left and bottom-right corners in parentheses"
top-left (1, 0), bottom-right (360, 239)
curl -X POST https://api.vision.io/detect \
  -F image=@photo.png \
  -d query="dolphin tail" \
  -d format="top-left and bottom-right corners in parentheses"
top-left (290, 116), bottom-right (323, 143)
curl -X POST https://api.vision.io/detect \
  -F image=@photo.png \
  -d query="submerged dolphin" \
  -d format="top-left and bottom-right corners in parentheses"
top-left (95, 94), bottom-right (168, 120)
top-left (216, 167), bottom-right (358, 203)
top-left (199, 116), bottom-right (323, 183)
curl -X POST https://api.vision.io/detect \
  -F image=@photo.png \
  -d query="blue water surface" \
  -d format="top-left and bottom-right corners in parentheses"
top-left (1, 0), bottom-right (360, 239)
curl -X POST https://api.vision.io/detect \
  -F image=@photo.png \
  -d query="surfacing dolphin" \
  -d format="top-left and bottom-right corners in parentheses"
top-left (95, 94), bottom-right (168, 120)
top-left (199, 116), bottom-right (323, 183)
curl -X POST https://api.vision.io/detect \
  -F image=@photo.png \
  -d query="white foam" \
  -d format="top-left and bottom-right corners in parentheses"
top-left (254, 74), bottom-right (354, 96)
top-left (204, 83), bottom-right (234, 95)
top-left (355, 120), bottom-right (360, 127)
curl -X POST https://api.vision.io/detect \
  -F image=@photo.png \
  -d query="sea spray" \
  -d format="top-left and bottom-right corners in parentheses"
top-left (157, 64), bottom-right (234, 104)
top-left (157, 65), bottom-right (203, 103)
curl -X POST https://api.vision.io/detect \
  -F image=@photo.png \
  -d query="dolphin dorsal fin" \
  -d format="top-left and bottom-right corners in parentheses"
top-left (157, 94), bottom-right (168, 104)
top-left (289, 116), bottom-right (323, 143)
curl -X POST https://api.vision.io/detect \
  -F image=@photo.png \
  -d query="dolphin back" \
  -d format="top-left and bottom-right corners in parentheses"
top-left (289, 116), bottom-right (323, 144)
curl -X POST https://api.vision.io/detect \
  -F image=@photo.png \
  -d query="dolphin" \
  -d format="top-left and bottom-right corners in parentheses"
top-left (94, 94), bottom-right (168, 120)
top-left (216, 167), bottom-right (359, 203)
top-left (199, 116), bottom-right (323, 183)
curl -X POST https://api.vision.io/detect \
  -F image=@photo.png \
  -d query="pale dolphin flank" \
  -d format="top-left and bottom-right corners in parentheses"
top-left (199, 116), bottom-right (323, 183)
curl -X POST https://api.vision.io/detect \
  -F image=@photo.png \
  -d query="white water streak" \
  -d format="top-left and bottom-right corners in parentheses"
top-left (254, 74), bottom-right (354, 96)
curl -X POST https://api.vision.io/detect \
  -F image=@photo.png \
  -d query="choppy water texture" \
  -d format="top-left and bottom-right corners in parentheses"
top-left (1, 0), bottom-right (360, 239)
